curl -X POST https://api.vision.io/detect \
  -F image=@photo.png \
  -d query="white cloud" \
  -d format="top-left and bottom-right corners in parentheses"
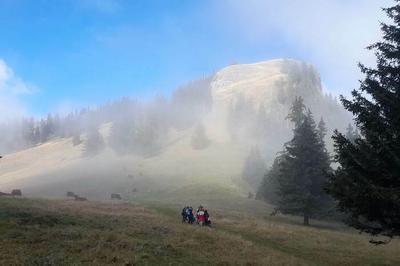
top-left (0, 59), bottom-right (36, 122)
top-left (0, 59), bottom-right (35, 95)
top-left (217, 0), bottom-right (393, 96)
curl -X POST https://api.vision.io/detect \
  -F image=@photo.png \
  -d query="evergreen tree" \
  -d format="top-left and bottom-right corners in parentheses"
top-left (344, 123), bottom-right (360, 143)
top-left (191, 122), bottom-right (210, 150)
top-left (39, 119), bottom-right (48, 143)
top-left (53, 114), bottom-right (63, 137)
top-left (85, 126), bottom-right (105, 156)
top-left (254, 104), bottom-right (275, 140)
top-left (46, 113), bottom-right (55, 138)
top-left (109, 116), bottom-right (136, 155)
top-left (72, 133), bottom-right (82, 146)
top-left (276, 98), bottom-right (332, 225)
top-left (32, 126), bottom-right (40, 144)
top-left (317, 117), bottom-right (327, 142)
top-left (242, 147), bottom-right (266, 190)
top-left (21, 118), bottom-right (35, 147)
top-left (227, 94), bottom-right (255, 140)
top-left (256, 155), bottom-right (283, 205)
top-left (328, 3), bottom-right (400, 238)
top-left (345, 123), bottom-right (354, 140)
top-left (286, 96), bottom-right (306, 127)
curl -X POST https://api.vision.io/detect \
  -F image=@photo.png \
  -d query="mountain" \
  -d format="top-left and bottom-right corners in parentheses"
top-left (0, 59), bottom-right (350, 200)
top-left (207, 59), bottom-right (350, 152)
top-left (212, 59), bottom-right (320, 110)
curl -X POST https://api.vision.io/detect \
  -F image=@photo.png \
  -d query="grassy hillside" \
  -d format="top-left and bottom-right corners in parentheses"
top-left (0, 125), bottom-right (250, 200)
top-left (1, 197), bottom-right (399, 265)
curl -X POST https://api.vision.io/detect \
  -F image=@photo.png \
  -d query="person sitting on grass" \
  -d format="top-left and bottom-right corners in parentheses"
top-left (187, 206), bottom-right (195, 224)
top-left (204, 209), bottom-right (211, 226)
top-left (181, 206), bottom-right (188, 223)
top-left (196, 205), bottom-right (206, 226)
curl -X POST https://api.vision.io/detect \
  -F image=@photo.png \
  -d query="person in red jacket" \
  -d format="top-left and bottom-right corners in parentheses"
top-left (196, 205), bottom-right (206, 226)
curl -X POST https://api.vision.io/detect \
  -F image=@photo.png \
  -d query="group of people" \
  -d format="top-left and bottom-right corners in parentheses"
top-left (181, 205), bottom-right (211, 226)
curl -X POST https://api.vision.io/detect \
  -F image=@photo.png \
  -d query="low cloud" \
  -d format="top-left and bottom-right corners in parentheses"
top-left (0, 59), bottom-right (36, 122)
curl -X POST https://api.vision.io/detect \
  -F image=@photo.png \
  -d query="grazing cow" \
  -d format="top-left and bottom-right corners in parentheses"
top-left (66, 191), bottom-right (76, 197)
top-left (111, 193), bottom-right (122, 200)
top-left (11, 189), bottom-right (22, 196)
top-left (74, 195), bottom-right (88, 201)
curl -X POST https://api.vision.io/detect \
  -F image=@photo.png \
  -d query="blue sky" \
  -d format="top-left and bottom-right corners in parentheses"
top-left (0, 0), bottom-right (392, 119)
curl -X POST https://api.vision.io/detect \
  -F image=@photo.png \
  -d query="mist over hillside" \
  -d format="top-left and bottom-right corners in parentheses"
top-left (0, 59), bottom-right (351, 199)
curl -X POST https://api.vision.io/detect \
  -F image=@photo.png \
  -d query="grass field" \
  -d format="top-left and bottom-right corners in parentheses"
top-left (0, 197), bottom-right (399, 265)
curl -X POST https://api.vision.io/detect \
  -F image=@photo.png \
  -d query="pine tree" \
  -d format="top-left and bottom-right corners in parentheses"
top-left (344, 123), bottom-right (360, 143)
top-left (242, 147), bottom-right (266, 190)
top-left (286, 96), bottom-right (306, 127)
top-left (72, 133), bottom-right (81, 146)
top-left (39, 119), bottom-right (48, 143)
top-left (327, 3), bottom-right (400, 238)
top-left (21, 118), bottom-right (35, 147)
top-left (317, 117), bottom-right (327, 142)
top-left (227, 94), bottom-right (255, 140)
top-left (110, 117), bottom-right (136, 155)
top-left (256, 154), bottom-right (283, 205)
top-left (254, 104), bottom-right (268, 139)
top-left (85, 126), bottom-right (105, 156)
top-left (277, 98), bottom-right (332, 225)
top-left (46, 113), bottom-right (54, 137)
top-left (191, 122), bottom-right (210, 150)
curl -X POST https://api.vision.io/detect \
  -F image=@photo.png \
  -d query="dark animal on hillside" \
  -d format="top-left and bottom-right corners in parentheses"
top-left (270, 208), bottom-right (279, 216)
top-left (66, 191), bottom-right (76, 197)
top-left (0, 191), bottom-right (10, 196)
top-left (74, 195), bottom-right (88, 201)
top-left (369, 239), bottom-right (392, 246)
top-left (111, 193), bottom-right (122, 200)
top-left (11, 189), bottom-right (22, 196)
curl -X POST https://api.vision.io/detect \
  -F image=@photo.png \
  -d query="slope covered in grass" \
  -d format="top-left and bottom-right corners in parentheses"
top-left (0, 197), bottom-right (399, 265)
top-left (0, 124), bottom-right (249, 200)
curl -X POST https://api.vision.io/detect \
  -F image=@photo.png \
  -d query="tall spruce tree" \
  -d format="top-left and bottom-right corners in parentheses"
top-left (277, 98), bottom-right (332, 225)
top-left (286, 96), bottom-right (307, 127)
top-left (256, 154), bottom-right (283, 205)
top-left (327, 2), bottom-right (400, 238)
top-left (317, 117), bottom-right (327, 143)
top-left (344, 123), bottom-right (360, 143)
top-left (242, 147), bottom-right (266, 190)
top-left (191, 122), bottom-right (210, 150)
top-left (85, 126), bottom-right (105, 156)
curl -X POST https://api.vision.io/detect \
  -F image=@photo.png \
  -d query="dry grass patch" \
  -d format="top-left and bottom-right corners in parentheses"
top-left (1, 198), bottom-right (399, 265)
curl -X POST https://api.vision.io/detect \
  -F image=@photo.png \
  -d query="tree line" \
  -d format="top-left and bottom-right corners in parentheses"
top-left (0, 76), bottom-right (213, 156)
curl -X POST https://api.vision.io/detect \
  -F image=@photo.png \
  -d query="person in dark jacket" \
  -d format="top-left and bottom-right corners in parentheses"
top-left (181, 206), bottom-right (188, 223)
top-left (204, 210), bottom-right (211, 226)
top-left (187, 206), bottom-right (195, 224)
